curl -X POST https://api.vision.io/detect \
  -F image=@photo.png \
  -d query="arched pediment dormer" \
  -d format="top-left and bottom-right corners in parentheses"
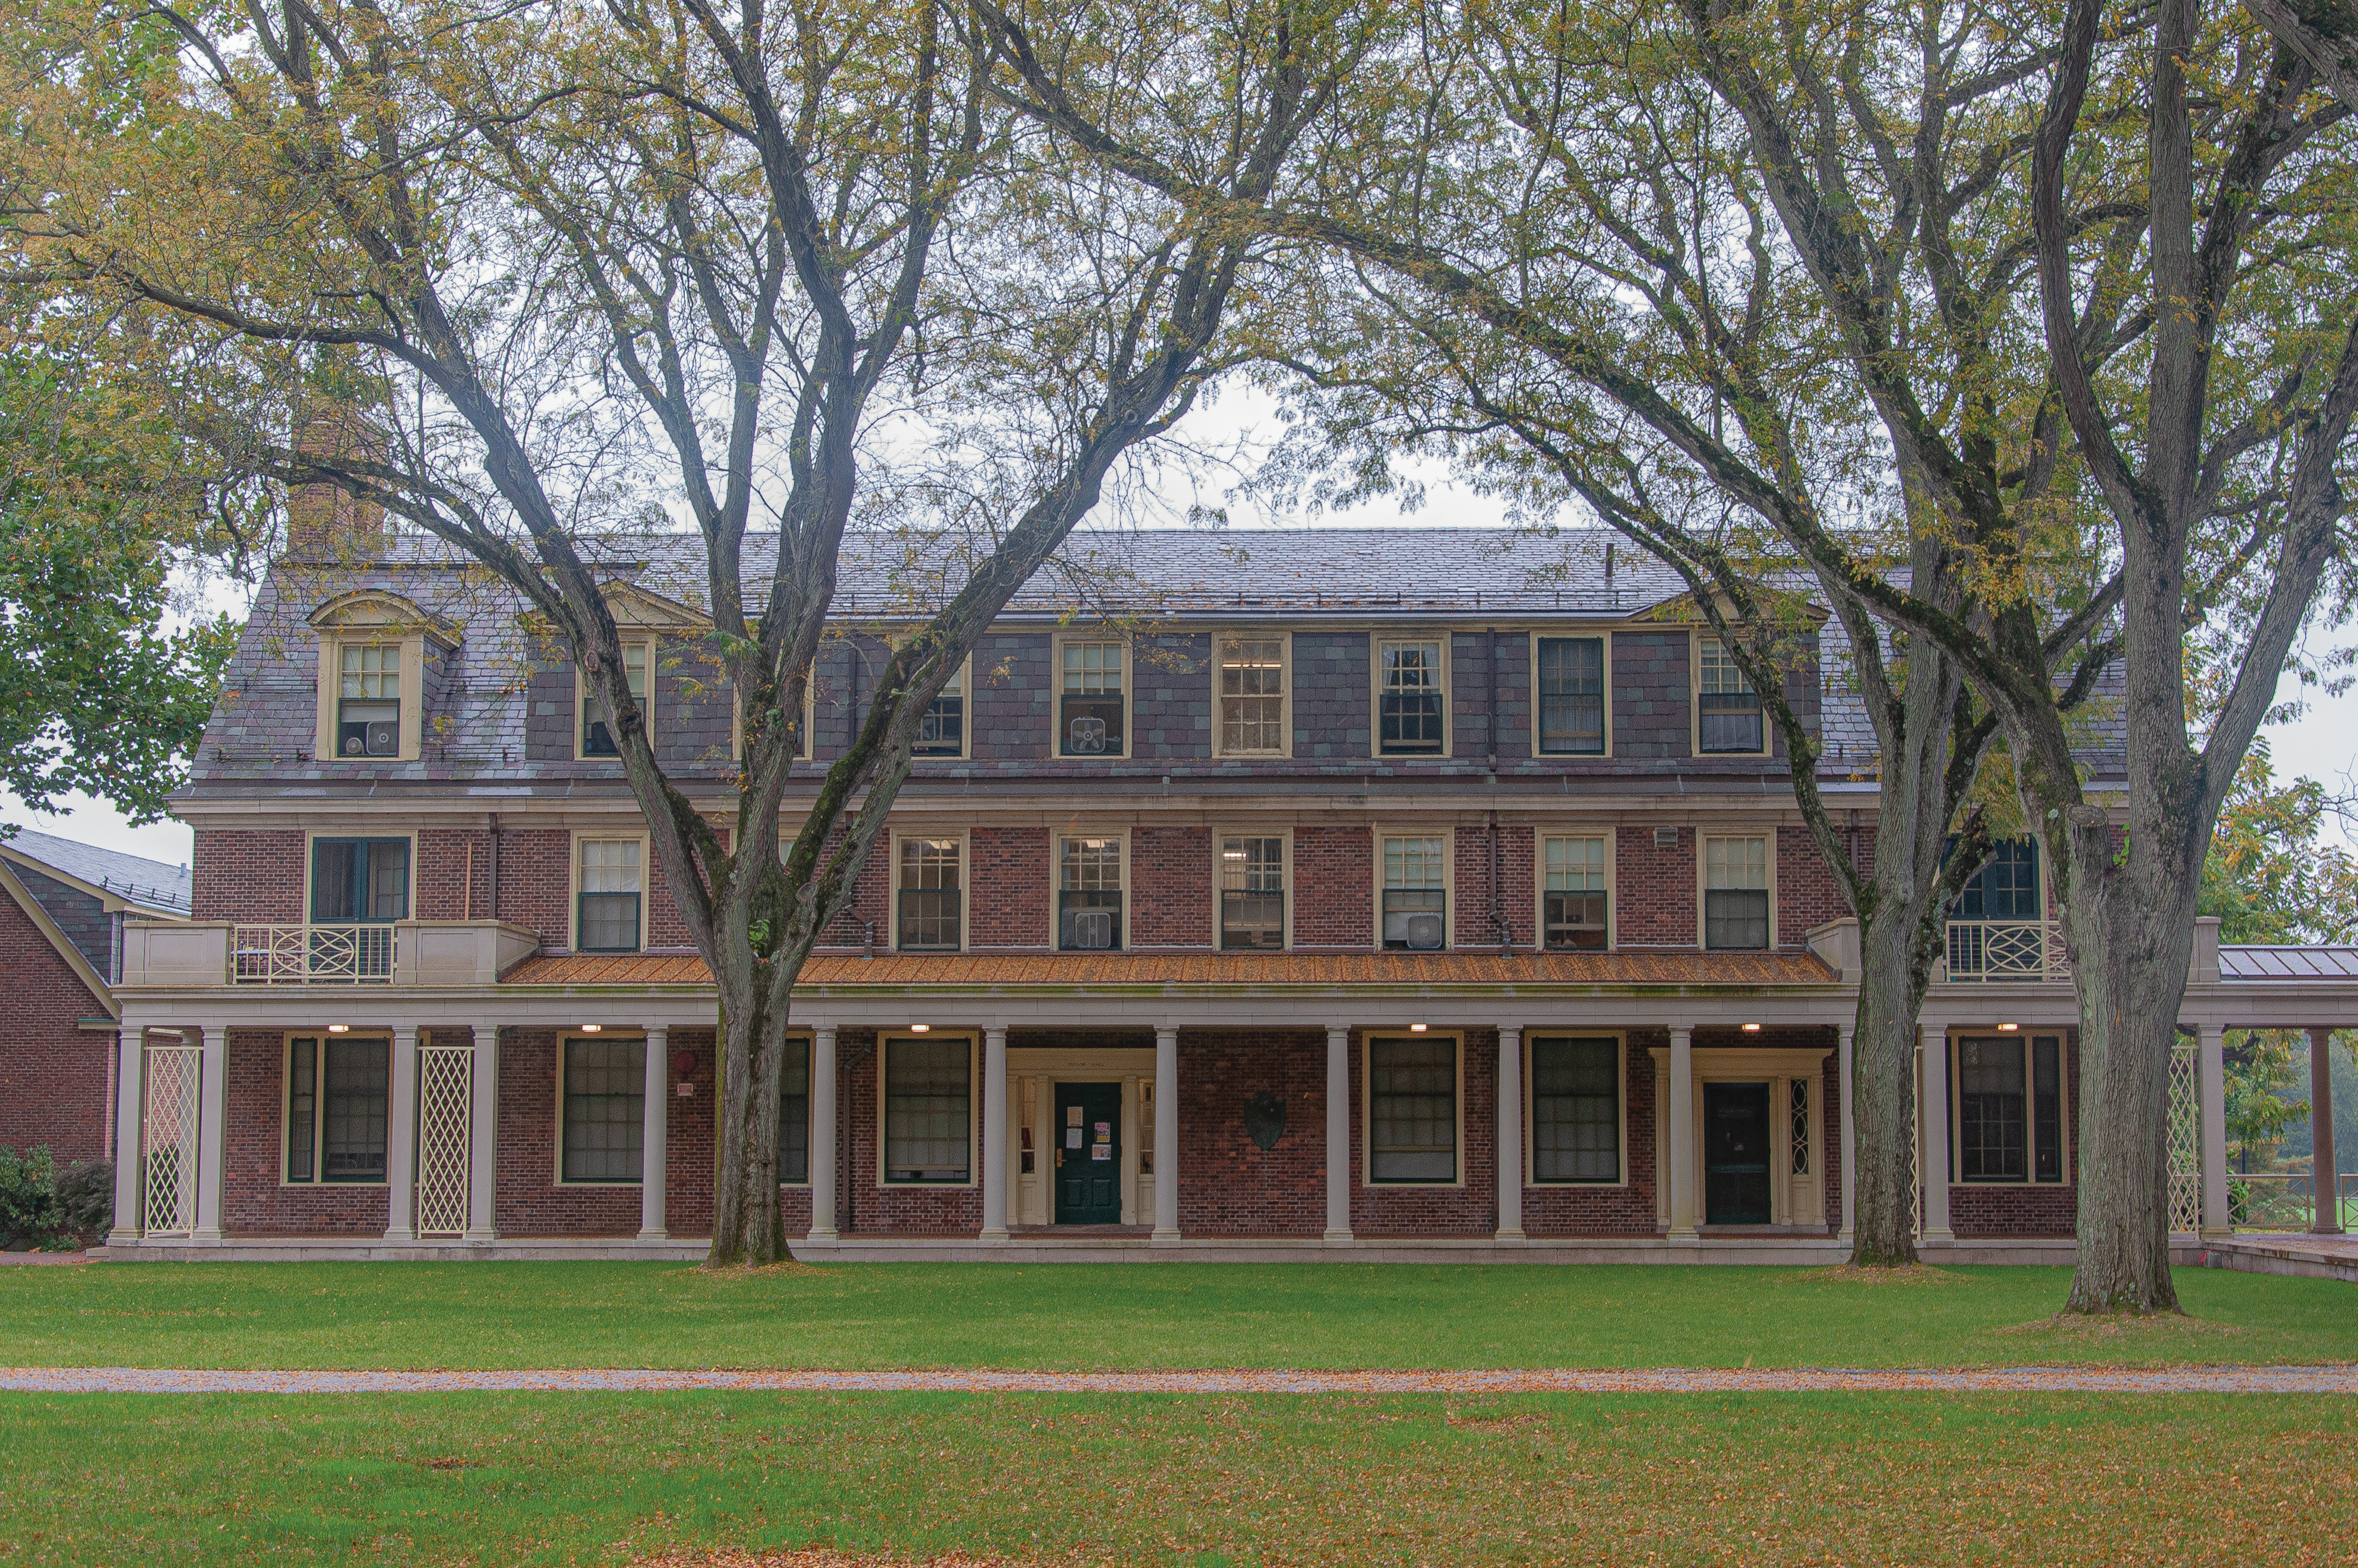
top-left (306, 590), bottom-right (459, 763)
top-left (306, 588), bottom-right (462, 649)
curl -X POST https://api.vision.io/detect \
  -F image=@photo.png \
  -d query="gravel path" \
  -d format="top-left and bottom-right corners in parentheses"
top-left (1, 1365), bottom-right (2351, 1394)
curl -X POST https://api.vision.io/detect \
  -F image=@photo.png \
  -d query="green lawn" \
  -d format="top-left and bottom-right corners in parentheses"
top-left (0, 1260), bottom-right (2351, 1370)
top-left (1, 1389), bottom-right (2349, 1565)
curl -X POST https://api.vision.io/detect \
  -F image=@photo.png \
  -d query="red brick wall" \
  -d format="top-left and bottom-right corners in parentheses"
top-left (495, 828), bottom-right (570, 947)
top-left (1521, 1028), bottom-right (1664, 1236)
top-left (223, 1026), bottom-right (391, 1235)
top-left (1348, 1028), bottom-right (1499, 1237)
top-left (969, 827), bottom-right (1049, 949)
top-left (1617, 826), bottom-right (1696, 947)
top-left (1292, 826), bottom-right (1372, 948)
top-left (416, 830), bottom-right (494, 921)
top-left (1947, 1033), bottom-right (2081, 1238)
top-left (192, 829), bottom-right (304, 922)
top-left (0, 888), bottom-right (112, 1164)
top-left (1453, 824), bottom-right (1534, 949)
top-left (1131, 826), bottom-right (1212, 947)
top-left (1175, 1029), bottom-right (1329, 1235)
top-left (1777, 826), bottom-right (1851, 946)
top-left (1822, 1048), bottom-right (1842, 1230)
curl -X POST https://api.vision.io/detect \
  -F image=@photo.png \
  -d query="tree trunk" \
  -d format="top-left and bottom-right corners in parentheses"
top-left (1849, 899), bottom-right (1926, 1264)
top-left (709, 929), bottom-right (789, 1267)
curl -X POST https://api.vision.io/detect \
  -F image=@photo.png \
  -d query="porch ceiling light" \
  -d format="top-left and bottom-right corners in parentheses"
top-left (909, 1022), bottom-right (931, 1032)
top-left (327, 1023), bottom-right (350, 1034)
top-left (1741, 1022), bottom-right (1762, 1033)
top-left (1409, 1022), bottom-right (1429, 1033)
top-left (1998, 1022), bottom-right (2019, 1032)
top-left (580, 1022), bottom-right (603, 1033)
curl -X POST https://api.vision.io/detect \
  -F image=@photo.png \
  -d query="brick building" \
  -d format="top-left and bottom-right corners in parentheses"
top-left (1, 832), bottom-right (190, 1170)
top-left (101, 529), bottom-right (2356, 1259)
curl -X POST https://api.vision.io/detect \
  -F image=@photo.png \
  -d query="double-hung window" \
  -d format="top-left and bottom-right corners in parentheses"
top-left (285, 1034), bottom-right (390, 1183)
top-left (896, 837), bottom-right (962, 951)
top-left (1219, 835), bottom-right (1285, 950)
top-left (914, 659), bottom-right (965, 757)
top-left (1697, 637), bottom-right (1765, 754)
top-left (1060, 641), bottom-right (1124, 756)
top-left (1535, 637), bottom-right (1605, 754)
top-left (562, 1036), bottom-right (644, 1183)
top-left (1367, 1035), bottom-right (1458, 1183)
top-left (884, 1034), bottom-right (971, 1183)
top-left (308, 837), bottom-right (407, 979)
top-left (336, 644), bottom-right (402, 757)
top-left (779, 1036), bottom-right (811, 1184)
top-left (1703, 836), bottom-right (1769, 950)
top-left (1377, 639), bottom-right (1446, 755)
top-left (1219, 637), bottom-right (1287, 754)
top-left (1956, 1034), bottom-right (2066, 1183)
top-left (1058, 837), bottom-right (1123, 950)
top-left (582, 643), bottom-right (652, 757)
top-left (578, 839), bottom-right (643, 953)
top-left (1381, 834), bottom-right (1446, 950)
top-left (1542, 835), bottom-right (1608, 950)
top-left (1531, 1037), bottom-right (1620, 1182)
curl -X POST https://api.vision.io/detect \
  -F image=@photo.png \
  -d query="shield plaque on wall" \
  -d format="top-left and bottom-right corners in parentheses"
top-left (1244, 1092), bottom-right (1285, 1151)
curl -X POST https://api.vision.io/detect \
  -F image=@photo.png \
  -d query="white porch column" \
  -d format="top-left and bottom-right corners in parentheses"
top-left (1837, 1024), bottom-right (1857, 1247)
top-left (2310, 1026), bottom-right (2344, 1236)
top-left (2196, 1023), bottom-right (2231, 1238)
top-left (193, 1023), bottom-right (227, 1243)
top-left (1324, 1025), bottom-right (1353, 1242)
top-left (466, 1024), bottom-right (500, 1241)
top-left (383, 1027), bottom-right (419, 1243)
top-left (981, 1026), bottom-right (1010, 1241)
top-left (639, 1026), bottom-right (669, 1241)
top-left (1153, 1025), bottom-right (1180, 1244)
top-left (1667, 1026), bottom-right (1697, 1240)
top-left (109, 1022), bottom-right (147, 1243)
top-left (1496, 1026), bottom-right (1525, 1242)
top-left (1919, 1022), bottom-right (1954, 1243)
top-left (808, 1026), bottom-right (839, 1241)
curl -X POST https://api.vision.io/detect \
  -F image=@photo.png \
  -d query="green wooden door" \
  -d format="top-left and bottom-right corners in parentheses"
top-left (1703, 1081), bottom-right (1773, 1225)
top-left (1054, 1082), bottom-right (1123, 1225)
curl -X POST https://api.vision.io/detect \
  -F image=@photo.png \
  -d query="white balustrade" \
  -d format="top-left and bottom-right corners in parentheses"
top-left (1943, 921), bottom-right (2069, 982)
top-left (232, 924), bottom-right (396, 984)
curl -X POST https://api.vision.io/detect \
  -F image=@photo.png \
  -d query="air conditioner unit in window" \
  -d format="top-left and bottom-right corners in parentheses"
top-left (364, 721), bottom-right (399, 756)
top-left (1403, 913), bottom-right (1444, 950)
top-left (1071, 911), bottom-right (1115, 949)
top-left (1068, 716), bottom-right (1107, 754)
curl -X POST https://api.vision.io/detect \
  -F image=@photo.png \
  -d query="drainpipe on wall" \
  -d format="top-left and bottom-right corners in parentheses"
top-left (487, 813), bottom-right (501, 921)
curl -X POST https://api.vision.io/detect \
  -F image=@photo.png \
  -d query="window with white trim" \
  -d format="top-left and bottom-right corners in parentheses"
top-left (896, 837), bottom-right (962, 951)
top-left (884, 1035), bottom-right (971, 1183)
top-left (1060, 640), bottom-right (1124, 756)
top-left (1381, 834), bottom-right (1446, 950)
top-left (562, 1036), bottom-right (644, 1183)
top-left (336, 644), bottom-right (402, 757)
top-left (310, 837), bottom-right (410, 924)
top-left (285, 1034), bottom-right (389, 1184)
top-left (1219, 834), bottom-right (1284, 950)
top-left (1531, 1037), bottom-right (1620, 1182)
top-left (1368, 1035), bottom-right (1458, 1183)
top-left (1698, 637), bottom-right (1765, 754)
top-left (1542, 835), bottom-right (1608, 951)
top-left (1956, 1033), bottom-right (2067, 1183)
top-left (578, 839), bottom-right (643, 953)
top-left (914, 659), bottom-right (965, 757)
top-left (1377, 639), bottom-right (1446, 755)
top-left (1535, 637), bottom-right (1605, 754)
top-left (1703, 835), bottom-right (1769, 950)
top-left (582, 642), bottom-right (652, 757)
top-left (1219, 637), bottom-right (1287, 754)
top-left (1058, 836), bottom-right (1123, 950)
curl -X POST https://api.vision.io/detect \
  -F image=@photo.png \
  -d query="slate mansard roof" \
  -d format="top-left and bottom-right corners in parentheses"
top-left (180, 524), bottom-right (2119, 797)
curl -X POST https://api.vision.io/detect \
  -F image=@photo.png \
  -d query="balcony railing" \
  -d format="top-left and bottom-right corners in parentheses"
top-left (233, 924), bottom-right (397, 984)
top-left (1945, 920), bottom-right (2070, 982)
top-left (2230, 1172), bottom-right (2358, 1232)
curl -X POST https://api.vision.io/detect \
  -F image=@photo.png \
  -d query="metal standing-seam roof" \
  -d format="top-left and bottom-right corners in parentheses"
top-left (2220, 946), bottom-right (2358, 981)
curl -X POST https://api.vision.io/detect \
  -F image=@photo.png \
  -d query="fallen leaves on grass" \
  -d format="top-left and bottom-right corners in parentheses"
top-left (1444, 1411), bottom-right (1552, 1433)
top-left (1994, 1312), bottom-right (2250, 1342)
top-left (631, 1552), bottom-right (1033, 1567)
top-left (1778, 1263), bottom-right (1961, 1285)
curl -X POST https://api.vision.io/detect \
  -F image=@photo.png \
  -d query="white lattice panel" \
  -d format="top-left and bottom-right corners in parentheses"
top-left (415, 1045), bottom-right (475, 1238)
top-left (2168, 1039), bottom-right (2200, 1233)
top-left (141, 1045), bottom-right (201, 1237)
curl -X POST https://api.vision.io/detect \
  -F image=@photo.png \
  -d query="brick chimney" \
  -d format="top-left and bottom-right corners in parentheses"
top-left (286, 412), bottom-right (387, 557)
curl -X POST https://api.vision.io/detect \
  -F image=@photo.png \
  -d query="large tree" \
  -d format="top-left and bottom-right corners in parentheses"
top-left (7, 0), bottom-right (1363, 1261)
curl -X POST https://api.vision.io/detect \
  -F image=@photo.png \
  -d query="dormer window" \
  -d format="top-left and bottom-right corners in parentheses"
top-left (1059, 640), bottom-right (1125, 757)
top-left (1377, 639), bottom-right (1447, 756)
top-left (1698, 637), bottom-right (1765, 754)
top-left (337, 646), bottom-right (402, 757)
top-left (914, 657), bottom-right (966, 758)
top-left (581, 643), bottom-right (652, 758)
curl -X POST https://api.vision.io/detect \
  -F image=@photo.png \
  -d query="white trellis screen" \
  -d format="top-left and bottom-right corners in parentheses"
top-left (2168, 1038), bottom-right (2201, 1233)
top-left (141, 1044), bottom-right (202, 1237)
top-left (413, 1044), bottom-right (475, 1238)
